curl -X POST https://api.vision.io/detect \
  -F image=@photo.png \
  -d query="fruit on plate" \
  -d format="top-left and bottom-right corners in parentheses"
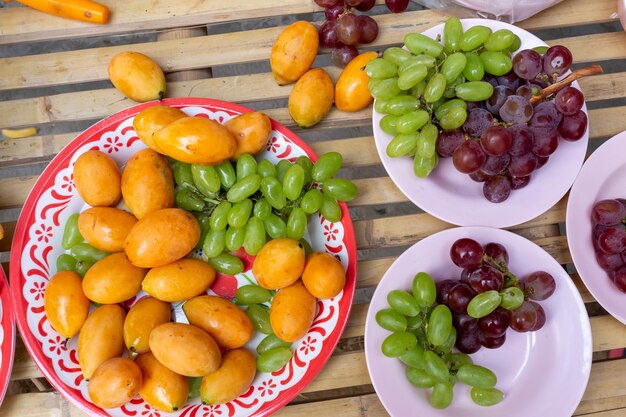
top-left (252, 237), bottom-right (306, 290)
top-left (133, 105), bottom-right (187, 152)
top-left (77, 207), bottom-right (137, 252)
top-left (43, 270), bottom-right (90, 339)
top-left (87, 357), bottom-right (143, 409)
top-left (142, 258), bottom-right (216, 302)
top-left (335, 51), bottom-right (377, 112)
top-left (135, 351), bottom-right (189, 412)
top-left (224, 111), bottom-right (273, 159)
top-left (288, 68), bottom-right (335, 128)
top-left (81, 252), bottom-right (147, 304)
top-left (200, 348), bottom-right (257, 405)
top-left (108, 51), bottom-right (166, 102)
top-left (270, 21), bottom-right (319, 85)
top-left (270, 280), bottom-right (317, 342)
top-left (591, 198), bottom-right (626, 291)
top-left (72, 150), bottom-right (121, 207)
top-left (123, 297), bottom-right (172, 354)
top-left (302, 251), bottom-right (347, 299)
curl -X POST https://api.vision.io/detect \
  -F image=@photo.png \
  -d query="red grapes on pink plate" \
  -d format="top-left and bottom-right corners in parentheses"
top-left (371, 18), bottom-right (593, 228)
top-left (567, 131), bottom-right (626, 325)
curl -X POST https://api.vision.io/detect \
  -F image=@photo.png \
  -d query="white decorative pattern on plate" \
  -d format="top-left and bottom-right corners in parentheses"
top-left (11, 98), bottom-right (357, 417)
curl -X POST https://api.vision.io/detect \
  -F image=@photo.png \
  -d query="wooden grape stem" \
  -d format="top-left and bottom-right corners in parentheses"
top-left (529, 64), bottom-right (604, 105)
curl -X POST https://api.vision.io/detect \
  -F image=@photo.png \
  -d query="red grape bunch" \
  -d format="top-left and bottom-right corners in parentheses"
top-left (437, 238), bottom-right (556, 354)
top-left (591, 198), bottom-right (626, 290)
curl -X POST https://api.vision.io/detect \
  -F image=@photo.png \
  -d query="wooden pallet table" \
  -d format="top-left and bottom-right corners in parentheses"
top-left (1, 0), bottom-right (626, 415)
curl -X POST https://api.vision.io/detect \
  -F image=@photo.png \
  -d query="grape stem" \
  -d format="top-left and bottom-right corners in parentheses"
top-left (529, 64), bottom-right (604, 105)
top-left (482, 254), bottom-right (519, 288)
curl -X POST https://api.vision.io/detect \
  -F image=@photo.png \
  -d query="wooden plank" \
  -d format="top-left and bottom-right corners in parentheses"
top-left (519, 0), bottom-right (618, 30)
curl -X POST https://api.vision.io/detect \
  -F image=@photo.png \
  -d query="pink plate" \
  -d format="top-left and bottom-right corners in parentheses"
top-left (0, 267), bottom-right (16, 406)
top-left (372, 19), bottom-right (589, 228)
top-left (364, 227), bottom-right (591, 416)
top-left (566, 131), bottom-right (626, 324)
top-left (9, 97), bottom-right (357, 417)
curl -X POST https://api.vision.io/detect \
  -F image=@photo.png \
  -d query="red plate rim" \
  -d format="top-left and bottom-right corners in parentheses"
top-left (9, 97), bottom-right (358, 416)
top-left (0, 267), bottom-right (16, 407)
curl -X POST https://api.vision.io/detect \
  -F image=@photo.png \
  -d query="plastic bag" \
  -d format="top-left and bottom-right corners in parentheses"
top-left (415, 0), bottom-right (565, 23)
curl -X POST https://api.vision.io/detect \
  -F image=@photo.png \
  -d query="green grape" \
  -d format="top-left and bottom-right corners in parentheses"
top-left (435, 99), bottom-right (467, 122)
top-left (427, 304), bottom-right (453, 347)
top-left (369, 77), bottom-right (403, 101)
top-left (295, 155), bottom-right (313, 184)
top-left (61, 213), bottom-right (83, 250)
top-left (215, 160), bottom-right (236, 189)
top-left (399, 55), bottom-right (436, 73)
top-left (203, 228), bottom-right (226, 258)
top-left (509, 34), bottom-right (522, 52)
top-left (413, 153), bottom-right (438, 178)
top-left (422, 350), bottom-right (450, 383)
top-left (194, 212), bottom-right (211, 250)
top-left (381, 331), bottom-right (417, 357)
top-left (375, 308), bottom-right (408, 332)
top-left (256, 334), bottom-right (291, 355)
top-left (286, 207), bottom-right (307, 240)
top-left (533, 45), bottom-right (549, 56)
top-left (74, 260), bottom-right (94, 277)
top-left (312, 152), bottom-right (343, 182)
top-left (260, 177), bottom-right (286, 210)
top-left (227, 198), bottom-right (253, 229)
top-left (175, 188), bottom-right (206, 212)
top-left (444, 16), bottom-right (463, 52)
top-left (226, 174), bottom-right (262, 203)
top-left (264, 214), bottom-right (287, 239)
top-left (407, 367), bottom-right (436, 388)
top-left (191, 164), bottom-right (221, 196)
top-left (236, 154), bottom-right (258, 180)
top-left (396, 109), bottom-right (429, 134)
top-left (409, 80), bottom-right (427, 98)
top-left (455, 81), bottom-right (494, 102)
top-left (467, 290), bottom-right (502, 318)
top-left (282, 164), bottom-right (305, 201)
top-left (450, 352), bottom-right (473, 369)
top-left (300, 188), bottom-right (323, 214)
top-left (470, 387), bottom-right (504, 406)
top-left (256, 347), bottom-right (292, 372)
top-left (319, 195), bottom-right (342, 222)
top-left (387, 290), bottom-right (420, 317)
top-left (423, 73), bottom-right (446, 103)
top-left (243, 217), bottom-right (266, 255)
top-left (484, 29), bottom-right (515, 52)
top-left (173, 162), bottom-right (194, 187)
top-left (412, 272), bottom-right (436, 307)
top-left (459, 25), bottom-right (492, 51)
top-left (246, 304), bottom-right (272, 334)
top-left (224, 226), bottom-right (245, 251)
top-left (463, 52), bottom-right (485, 82)
top-left (387, 133), bottom-right (418, 158)
top-left (480, 51), bottom-right (513, 76)
top-left (406, 315), bottom-right (422, 332)
top-left (322, 178), bottom-right (358, 202)
top-left (399, 345), bottom-right (425, 369)
top-left (439, 107), bottom-right (467, 130)
top-left (417, 124), bottom-right (439, 158)
top-left (430, 381), bottom-right (454, 409)
top-left (438, 326), bottom-right (457, 354)
top-left (207, 252), bottom-right (244, 275)
top-left (299, 238), bottom-right (314, 256)
top-left (236, 285), bottom-right (272, 305)
top-left (500, 286), bottom-right (524, 310)
top-left (380, 114), bottom-right (400, 135)
top-left (276, 159), bottom-right (292, 182)
top-left (209, 201), bottom-right (232, 231)
top-left (257, 159), bottom-right (277, 178)
top-left (253, 198), bottom-right (272, 220)
top-left (404, 33), bottom-right (444, 57)
top-left (456, 364), bottom-right (497, 388)
top-left (365, 58), bottom-right (398, 79)
top-left (188, 377), bottom-right (202, 399)
top-left (383, 47), bottom-right (413, 65)
top-left (441, 52), bottom-right (467, 84)
top-left (397, 64), bottom-right (428, 90)
top-left (69, 243), bottom-right (109, 263)
top-left (377, 95), bottom-right (420, 116)
top-left (56, 254), bottom-right (78, 273)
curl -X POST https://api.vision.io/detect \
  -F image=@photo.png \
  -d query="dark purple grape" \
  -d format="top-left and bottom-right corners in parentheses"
top-left (617, 199), bottom-right (626, 209)
top-left (450, 238), bottom-right (484, 269)
top-left (496, 71), bottom-right (521, 90)
top-left (355, 0), bottom-right (375, 11)
top-left (436, 279), bottom-right (459, 305)
top-left (536, 155), bottom-right (549, 169)
top-left (452, 140), bottom-right (487, 174)
top-left (314, 0), bottom-right (340, 7)
top-left (592, 199), bottom-right (626, 226)
top-left (325, 4), bottom-right (345, 20)
top-left (453, 313), bottom-right (478, 333)
top-left (596, 248), bottom-right (624, 271)
top-left (469, 170), bottom-right (490, 183)
top-left (597, 227), bottom-right (626, 254)
top-left (357, 15), bottom-right (378, 44)
top-left (512, 49), bottom-right (543, 80)
top-left (554, 86), bottom-right (584, 115)
top-left (482, 153), bottom-right (511, 176)
top-left (478, 332), bottom-right (507, 349)
top-left (478, 308), bottom-right (509, 338)
top-left (509, 152), bottom-right (538, 177)
top-left (468, 264), bottom-right (505, 293)
top-left (594, 223), bottom-right (620, 238)
top-left (508, 124), bottom-right (534, 157)
top-left (484, 74), bottom-right (498, 88)
top-left (480, 126), bottom-right (513, 156)
top-left (330, 44), bottom-right (359, 67)
top-left (483, 175), bottom-right (512, 203)
top-left (520, 271), bottom-right (556, 301)
top-left (460, 267), bottom-right (474, 282)
top-left (509, 174), bottom-right (531, 189)
top-left (463, 108), bottom-right (494, 138)
top-left (319, 20), bottom-right (342, 48)
top-left (509, 301), bottom-right (539, 332)
top-left (484, 242), bottom-right (509, 265)
top-left (531, 126), bottom-right (559, 157)
top-left (486, 85), bottom-right (514, 115)
top-left (456, 329), bottom-right (481, 354)
top-left (436, 129), bottom-right (465, 157)
top-left (336, 13), bottom-right (360, 46)
top-left (530, 302), bottom-right (546, 331)
top-left (559, 110), bottom-right (587, 141)
top-left (345, 0), bottom-right (363, 6)
top-left (613, 266), bottom-right (626, 292)
top-left (543, 45), bottom-right (573, 77)
top-left (385, 0), bottom-right (409, 13)
top-left (499, 95), bottom-right (533, 124)
top-left (530, 101), bottom-right (562, 129)
top-left (448, 283), bottom-right (476, 314)
top-left (515, 84), bottom-right (533, 100)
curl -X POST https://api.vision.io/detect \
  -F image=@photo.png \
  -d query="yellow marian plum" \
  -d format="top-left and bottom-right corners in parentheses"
top-left (142, 258), bottom-right (216, 302)
top-left (88, 358), bottom-right (143, 409)
top-left (335, 51), bottom-right (378, 112)
top-left (270, 21), bottom-right (319, 85)
top-left (288, 68), bottom-right (334, 128)
top-left (44, 270), bottom-right (90, 339)
top-left (252, 237), bottom-right (305, 290)
top-left (73, 150), bottom-right (121, 207)
top-left (301, 252), bottom-right (346, 299)
top-left (82, 252), bottom-right (147, 304)
top-left (77, 207), bottom-right (137, 252)
top-left (133, 105), bottom-right (187, 152)
top-left (123, 297), bottom-right (171, 354)
top-left (108, 51), bottom-right (166, 102)
top-left (270, 280), bottom-right (317, 343)
top-left (136, 352), bottom-right (189, 412)
top-left (225, 112), bottom-right (272, 159)
top-left (200, 348), bottom-right (256, 405)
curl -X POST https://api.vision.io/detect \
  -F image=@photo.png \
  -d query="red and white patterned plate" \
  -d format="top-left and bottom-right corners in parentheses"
top-left (0, 266), bottom-right (15, 406)
top-left (9, 98), bottom-right (357, 417)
